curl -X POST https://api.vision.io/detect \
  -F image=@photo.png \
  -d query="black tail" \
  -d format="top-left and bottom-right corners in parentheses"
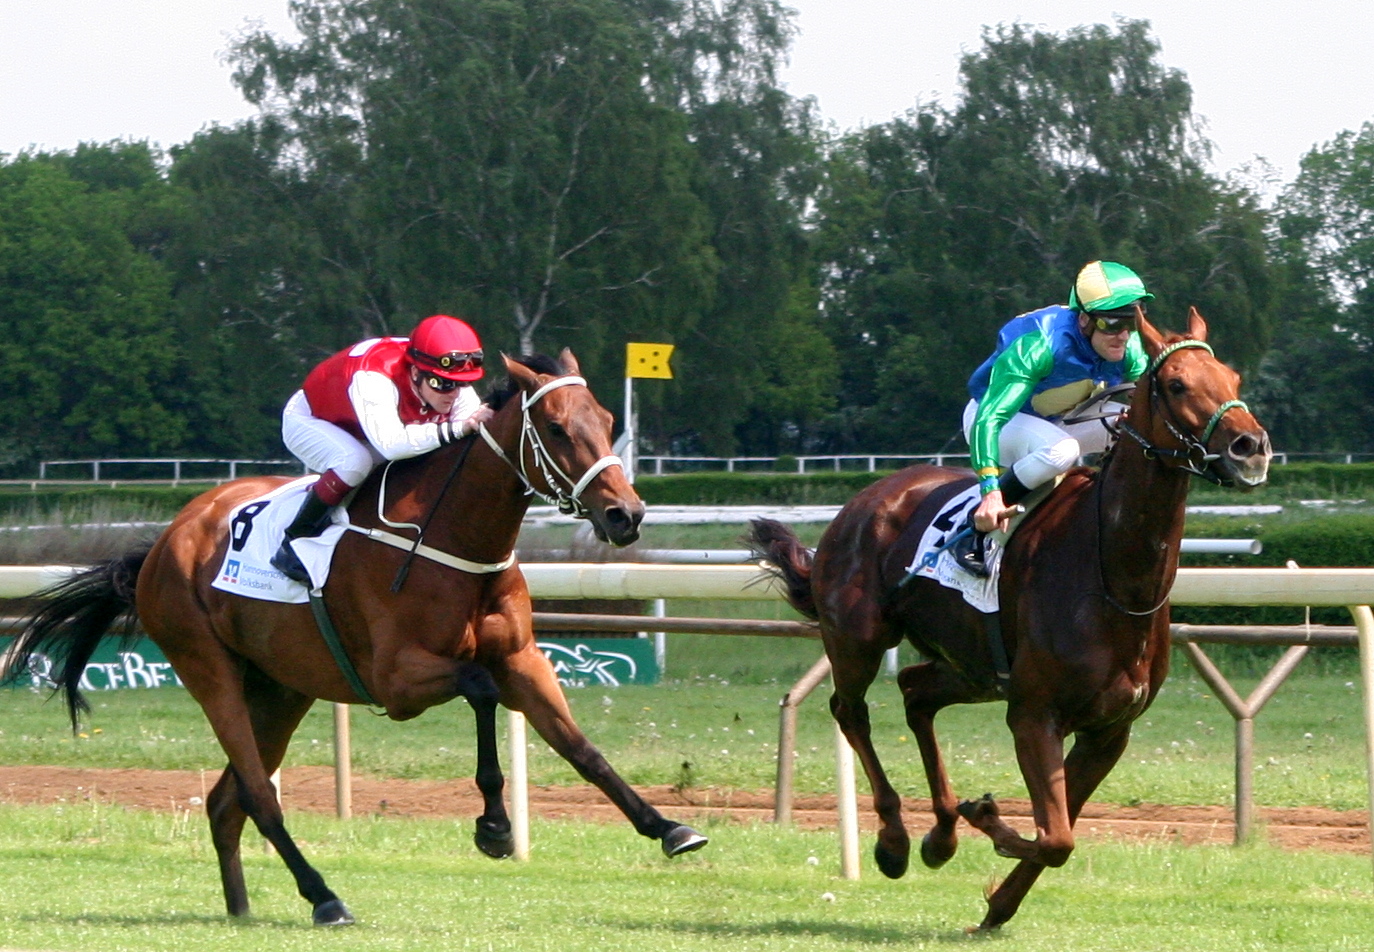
top-left (745, 518), bottom-right (818, 621)
top-left (4, 546), bottom-right (150, 731)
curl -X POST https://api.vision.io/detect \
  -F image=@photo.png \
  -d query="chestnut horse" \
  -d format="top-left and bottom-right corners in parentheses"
top-left (749, 310), bottom-right (1270, 930)
top-left (9, 351), bottom-right (706, 926)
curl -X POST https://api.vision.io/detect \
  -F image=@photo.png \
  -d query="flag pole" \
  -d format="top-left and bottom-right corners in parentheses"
top-left (623, 374), bottom-right (635, 484)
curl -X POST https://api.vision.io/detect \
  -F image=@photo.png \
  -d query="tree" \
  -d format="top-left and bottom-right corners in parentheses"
top-left (811, 19), bottom-right (1277, 451)
top-left (0, 148), bottom-right (190, 465)
top-left (1255, 123), bottom-right (1374, 451)
top-left (231, 0), bottom-right (716, 359)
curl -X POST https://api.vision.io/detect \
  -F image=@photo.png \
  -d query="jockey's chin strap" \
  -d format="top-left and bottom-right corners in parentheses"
top-left (1112, 339), bottom-right (1250, 485)
top-left (476, 375), bottom-right (624, 517)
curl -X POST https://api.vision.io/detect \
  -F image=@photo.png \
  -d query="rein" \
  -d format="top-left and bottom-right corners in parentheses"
top-left (1096, 338), bottom-right (1248, 617)
top-left (1113, 340), bottom-right (1249, 486)
top-left (476, 375), bottom-right (624, 517)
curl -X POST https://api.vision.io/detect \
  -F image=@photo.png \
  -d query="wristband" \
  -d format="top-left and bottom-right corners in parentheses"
top-left (979, 475), bottom-right (1000, 495)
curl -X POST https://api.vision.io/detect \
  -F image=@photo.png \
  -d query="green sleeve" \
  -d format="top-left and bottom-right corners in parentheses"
top-left (969, 332), bottom-right (1055, 486)
top-left (1124, 333), bottom-right (1148, 379)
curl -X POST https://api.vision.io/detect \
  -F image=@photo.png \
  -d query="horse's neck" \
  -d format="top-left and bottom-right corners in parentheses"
top-left (1097, 441), bottom-right (1192, 602)
top-left (361, 434), bottom-right (531, 563)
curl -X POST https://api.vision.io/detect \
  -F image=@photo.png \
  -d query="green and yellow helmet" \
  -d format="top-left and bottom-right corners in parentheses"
top-left (1067, 261), bottom-right (1154, 313)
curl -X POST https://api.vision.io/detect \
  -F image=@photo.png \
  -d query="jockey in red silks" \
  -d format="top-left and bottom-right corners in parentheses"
top-left (270, 314), bottom-right (496, 584)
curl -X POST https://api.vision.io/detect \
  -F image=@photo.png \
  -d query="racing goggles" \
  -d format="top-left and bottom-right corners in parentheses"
top-left (428, 349), bottom-right (483, 374)
top-left (1091, 314), bottom-right (1136, 335)
top-left (422, 374), bottom-right (463, 393)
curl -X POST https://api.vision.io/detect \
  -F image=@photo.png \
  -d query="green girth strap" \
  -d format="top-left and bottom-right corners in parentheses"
top-left (308, 590), bottom-right (380, 707)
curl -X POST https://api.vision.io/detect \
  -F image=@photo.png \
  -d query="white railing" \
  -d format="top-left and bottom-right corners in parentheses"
top-left (33, 458), bottom-right (304, 484)
top-left (638, 454), bottom-right (969, 474)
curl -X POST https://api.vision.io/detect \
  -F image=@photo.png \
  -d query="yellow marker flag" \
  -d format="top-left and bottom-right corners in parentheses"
top-left (625, 342), bottom-right (674, 379)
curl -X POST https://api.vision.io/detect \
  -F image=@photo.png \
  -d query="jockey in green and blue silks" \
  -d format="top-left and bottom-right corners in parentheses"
top-left (962, 261), bottom-right (1153, 552)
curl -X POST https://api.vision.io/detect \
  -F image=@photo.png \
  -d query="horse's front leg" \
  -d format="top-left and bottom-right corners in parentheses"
top-left (488, 633), bottom-right (707, 858)
top-left (453, 661), bottom-right (514, 859)
top-left (977, 720), bottom-right (1133, 931)
top-left (376, 646), bottom-right (513, 858)
top-left (957, 711), bottom-right (1072, 865)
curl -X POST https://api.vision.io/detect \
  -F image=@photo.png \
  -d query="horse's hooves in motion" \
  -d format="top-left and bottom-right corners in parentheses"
top-left (474, 817), bottom-right (515, 859)
top-left (956, 792), bottom-right (998, 825)
top-left (874, 842), bottom-right (909, 879)
top-left (312, 898), bottom-right (355, 927)
top-left (661, 824), bottom-right (708, 857)
top-left (919, 830), bottom-right (957, 870)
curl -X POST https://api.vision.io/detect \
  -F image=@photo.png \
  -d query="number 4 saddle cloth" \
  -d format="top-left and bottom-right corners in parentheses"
top-left (897, 475), bottom-right (1060, 614)
top-left (211, 476), bottom-right (349, 603)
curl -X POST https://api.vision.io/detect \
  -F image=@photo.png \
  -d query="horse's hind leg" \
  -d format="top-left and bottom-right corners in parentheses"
top-left (206, 666), bottom-right (315, 917)
top-left (898, 660), bottom-right (979, 869)
top-left (491, 638), bottom-right (707, 857)
top-left (175, 653), bottom-right (352, 925)
top-left (976, 721), bottom-right (1133, 930)
top-left (452, 661), bottom-right (514, 859)
top-left (825, 619), bottom-right (909, 879)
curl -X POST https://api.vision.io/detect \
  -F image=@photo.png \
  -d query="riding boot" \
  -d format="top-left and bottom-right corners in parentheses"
top-left (955, 469), bottom-right (1032, 577)
top-left (270, 488), bottom-right (336, 585)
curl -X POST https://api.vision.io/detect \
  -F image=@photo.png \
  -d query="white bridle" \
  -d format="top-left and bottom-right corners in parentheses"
top-left (477, 375), bottom-right (624, 517)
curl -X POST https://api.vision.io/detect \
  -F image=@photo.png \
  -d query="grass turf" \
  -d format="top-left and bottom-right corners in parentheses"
top-left (0, 804), bottom-right (1373, 951)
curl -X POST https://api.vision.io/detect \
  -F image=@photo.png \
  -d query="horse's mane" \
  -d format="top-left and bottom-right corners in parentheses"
top-left (483, 353), bottom-right (567, 411)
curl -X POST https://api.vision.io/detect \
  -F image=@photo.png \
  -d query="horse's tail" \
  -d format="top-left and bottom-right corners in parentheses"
top-left (746, 518), bottom-right (818, 621)
top-left (3, 546), bottom-right (150, 731)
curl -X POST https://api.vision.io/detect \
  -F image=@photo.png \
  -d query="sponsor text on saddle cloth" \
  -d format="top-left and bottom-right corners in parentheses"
top-left (214, 477), bottom-right (349, 603)
top-left (902, 479), bottom-right (1057, 613)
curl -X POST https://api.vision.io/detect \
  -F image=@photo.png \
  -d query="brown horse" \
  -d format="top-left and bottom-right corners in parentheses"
top-left (749, 309), bottom-right (1270, 930)
top-left (9, 351), bottom-right (706, 926)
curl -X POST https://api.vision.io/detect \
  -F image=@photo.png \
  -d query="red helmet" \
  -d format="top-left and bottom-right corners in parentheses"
top-left (407, 315), bottom-right (484, 382)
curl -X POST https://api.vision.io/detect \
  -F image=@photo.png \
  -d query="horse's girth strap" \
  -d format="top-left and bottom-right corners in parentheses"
top-left (346, 524), bottom-right (516, 574)
top-left (307, 590), bottom-right (380, 707)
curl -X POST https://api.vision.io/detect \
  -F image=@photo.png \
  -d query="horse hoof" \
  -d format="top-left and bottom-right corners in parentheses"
top-left (919, 831), bottom-right (956, 869)
top-left (312, 899), bottom-right (355, 926)
top-left (661, 824), bottom-right (709, 857)
top-left (957, 793), bottom-right (997, 823)
top-left (874, 842), bottom-right (909, 879)
top-left (474, 818), bottom-right (515, 859)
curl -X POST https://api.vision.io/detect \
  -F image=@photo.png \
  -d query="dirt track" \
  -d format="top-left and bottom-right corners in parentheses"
top-left (0, 765), bottom-right (1368, 853)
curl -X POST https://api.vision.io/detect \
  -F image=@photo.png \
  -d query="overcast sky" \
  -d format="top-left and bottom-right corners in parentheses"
top-left (2, 1), bottom-right (1372, 190)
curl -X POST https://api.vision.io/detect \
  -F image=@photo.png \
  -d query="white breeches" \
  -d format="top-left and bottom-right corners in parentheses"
top-left (963, 398), bottom-right (1124, 489)
top-left (281, 390), bottom-right (381, 487)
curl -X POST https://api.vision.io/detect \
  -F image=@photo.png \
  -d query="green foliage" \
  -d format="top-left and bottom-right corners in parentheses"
top-left (0, 147), bottom-right (192, 465)
top-left (1257, 121), bottom-right (1374, 451)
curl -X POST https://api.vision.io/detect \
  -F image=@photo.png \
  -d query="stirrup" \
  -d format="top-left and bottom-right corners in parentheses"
top-left (270, 541), bottom-right (312, 585)
top-left (950, 531), bottom-right (991, 578)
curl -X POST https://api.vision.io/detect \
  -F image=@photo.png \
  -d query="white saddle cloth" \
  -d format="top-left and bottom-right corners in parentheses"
top-left (211, 476), bottom-right (349, 603)
top-left (903, 483), bottom-right (1005, 614)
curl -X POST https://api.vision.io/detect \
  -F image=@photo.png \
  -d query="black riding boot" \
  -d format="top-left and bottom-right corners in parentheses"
top-left (955, 469), bottom-right (1032, 577)
top-left (269, 489), bottom-right (335, 585)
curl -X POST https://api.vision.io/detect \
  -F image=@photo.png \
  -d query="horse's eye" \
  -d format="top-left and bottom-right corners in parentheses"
top-left (1167, 379), bottom-right (1187, 396)
top-left (547, 422), bottom-right (567, 439)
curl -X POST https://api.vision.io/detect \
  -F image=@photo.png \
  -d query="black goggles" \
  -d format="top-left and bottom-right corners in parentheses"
top-left (422, 375), bottom-right (463, 393)
top-left (1092, 315), bottom-right (1135, 334)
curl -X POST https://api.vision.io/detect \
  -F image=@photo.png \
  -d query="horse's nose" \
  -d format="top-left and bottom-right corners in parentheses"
top-left (1228, 431), bottom-right (1263, 462)
top-left (602, 504), bottom-right (643, 545)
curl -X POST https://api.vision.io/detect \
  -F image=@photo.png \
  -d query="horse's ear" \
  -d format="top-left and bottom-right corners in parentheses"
top-left (1187, 306), bottom-right (1209, 342)
top-left (557, 347), bottom-right (581, 376)
top-left (1134, 304), bottom-right (1166, 357)
top-left (503, 353), bottom-right (540, 392)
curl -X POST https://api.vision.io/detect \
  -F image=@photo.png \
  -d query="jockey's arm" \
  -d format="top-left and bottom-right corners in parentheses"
top-left (349, 371), bottom-right (466, 460)
top-left (969, 335), bottom-right (1053, 485)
